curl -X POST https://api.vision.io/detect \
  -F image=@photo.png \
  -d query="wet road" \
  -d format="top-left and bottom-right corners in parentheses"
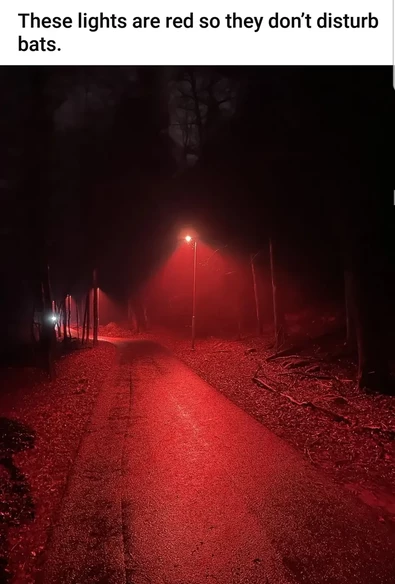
top-left (43, 340), bottom-right (395, 584)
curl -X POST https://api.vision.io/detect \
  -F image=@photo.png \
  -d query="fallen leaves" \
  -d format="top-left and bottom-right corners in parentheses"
top-left (0, 342), bottom-right (118, 583)
top-left (157, 329), bottom-right (395, 521)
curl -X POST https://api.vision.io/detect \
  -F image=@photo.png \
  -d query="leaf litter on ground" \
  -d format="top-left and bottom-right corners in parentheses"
top-left (151, 329), bottom-right (395, 524)
top-left (0, 342), bottom-right (117, 583)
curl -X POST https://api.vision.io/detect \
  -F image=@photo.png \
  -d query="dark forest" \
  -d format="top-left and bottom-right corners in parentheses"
top-left (0, 66), bottom-right (395, 584)
top-left (1, 66), bottom-right (394, 388)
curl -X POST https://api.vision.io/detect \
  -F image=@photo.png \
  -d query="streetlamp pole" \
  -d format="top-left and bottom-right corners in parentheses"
top-left (251, 252), bottom-right (262, 335)
top-left (191, 238), bottom-right (197, 349)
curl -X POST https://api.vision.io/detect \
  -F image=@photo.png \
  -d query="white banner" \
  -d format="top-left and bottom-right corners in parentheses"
top-left (0, 0), bottom-right (392, 65)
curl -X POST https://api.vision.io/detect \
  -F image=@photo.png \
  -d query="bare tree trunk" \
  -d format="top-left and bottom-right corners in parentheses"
top-left (62, 299), bottom-right (68, 342)
top-left (347, 263), bottom-right (391, 391)
top-left (142, 302), bottom-right (148, 331)
top-left (52, 301), bottom-right (60, 338)
top-left (93, 269), bottom-right (99, 346)
top-left (269, 238), bottom-right (286, 352)
top-left (344, 269), bottom-right (356, 348)
top-left (131, 294), bottom-right (147, 333)
top-left (189, 70), bottom-right (203, 153)
top-left (41, 266), bottom-right (55, 379)
top-left (76, 302), bottom-right (80, 341)
top-left (30, 304), bottom-right (37, 345)
top-left (81, 297), bottom-right (87, 344)
top-left (25, 69), bottom-right (56, 377)
top-left (250, 254), bottom-right (262, 335)
top-left (128, 296), bottom-right (137, 330)
top-left (67, 295), bottom-right (72, 338)
top-left (86, 289), bottom-right (91, 344)
top-left (136, 303), bottom-right (140, 334)
top-left (339, 199), bottom-right (393, 394)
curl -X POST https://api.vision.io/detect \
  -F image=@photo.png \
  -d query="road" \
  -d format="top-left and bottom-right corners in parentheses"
top-left (43, 339), bottom-right (395, 584)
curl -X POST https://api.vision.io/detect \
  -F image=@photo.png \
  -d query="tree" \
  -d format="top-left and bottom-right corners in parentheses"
top-left (269, 238), bottom-right (286, 351)
top-left (93, 269), bottom-right (99, 345)
top-left (26, 68), bottom-right (57, 376)
top-left (168, 68), bottom-right (237, 165)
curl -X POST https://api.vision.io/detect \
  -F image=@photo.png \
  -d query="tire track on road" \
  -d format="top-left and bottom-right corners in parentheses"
top-left (42, 347), bottom-right (132, 584)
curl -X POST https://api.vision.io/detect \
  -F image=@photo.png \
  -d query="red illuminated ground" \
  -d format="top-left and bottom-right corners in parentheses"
top-left (1, 338), bottom-right (395, 583)
top-left (155, 330), bottom-right (395, 522)
top-left (0, 343), bottom-right (117, 583)
top-left (41, 339), bottom-right (394, 583)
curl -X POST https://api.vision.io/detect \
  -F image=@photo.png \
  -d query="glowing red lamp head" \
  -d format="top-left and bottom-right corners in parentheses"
top-left (185, 235), bottom-right (192, 242)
